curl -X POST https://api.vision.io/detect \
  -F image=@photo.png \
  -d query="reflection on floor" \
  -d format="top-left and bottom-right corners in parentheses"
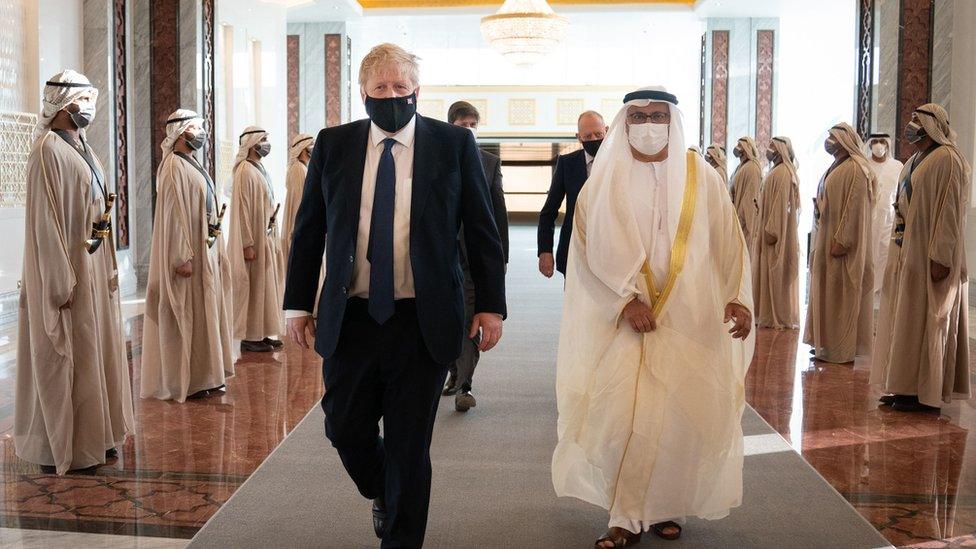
top-left (0, 312), bottom-right (324, 543)
top-left (747, 328), bottom-right (976, 548)
top-left (0, 227), bottom-right (973, 547)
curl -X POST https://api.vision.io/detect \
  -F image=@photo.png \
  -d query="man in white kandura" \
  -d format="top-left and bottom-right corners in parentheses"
top-left (552, 86), bottom-right (755, 548)
top-left (864, 133), bottom-right (903, 301)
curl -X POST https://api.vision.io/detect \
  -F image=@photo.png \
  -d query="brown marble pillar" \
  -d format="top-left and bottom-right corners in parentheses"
top-left (895, 0), bottom-right (934, 161)
top-left (150, 0), bottom-right (180, 189)
top-left (288, 35), bottom-right (300, 141)
top-left (754, 30), bottom-right (774, 151)
top-left (325, 34), bottom-right (342, 128)
top-left (710, 30), bottom-right (729, 147)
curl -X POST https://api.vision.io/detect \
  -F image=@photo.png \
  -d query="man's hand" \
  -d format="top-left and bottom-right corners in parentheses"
top-left (243, 246), bottom-right (257, 261)
top-left (470, 313), bottom-right (503, 352)
top-left (287, 314), bottom-right (316, 349)
top-left (539, 252), bottom-right (555, 278)
top-left (175, 260), bottom-right (193, 278)
top-left (724, 302), bottom-right (752, 339)
top-left (829, 240), bottom-right (848, 257)
top-left (623, 298), bottom-right (656, 333)
top-left (930, 260), bottom-right (950, 282)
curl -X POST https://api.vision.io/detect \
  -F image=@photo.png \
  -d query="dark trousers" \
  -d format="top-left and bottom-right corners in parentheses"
top-left (322, 297), bottom-right (448, 548)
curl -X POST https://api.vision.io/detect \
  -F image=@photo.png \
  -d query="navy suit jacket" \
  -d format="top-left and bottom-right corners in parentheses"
top-left (537, 149), bottom-right (588, 275)
top-left (283, 116), bottom-right (507, 365)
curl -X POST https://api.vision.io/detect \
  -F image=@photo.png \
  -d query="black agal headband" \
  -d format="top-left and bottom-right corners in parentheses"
top-left (623, 90), bottom-right (678, 105)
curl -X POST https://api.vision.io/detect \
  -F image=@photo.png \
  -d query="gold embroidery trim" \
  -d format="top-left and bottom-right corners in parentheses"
top-left (640, 150), bottom-right (699, 319)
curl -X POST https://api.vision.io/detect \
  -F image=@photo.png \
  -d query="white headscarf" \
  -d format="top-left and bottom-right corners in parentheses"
top-left (161, 108), bottom-right (203, 160)
top-left (33, 69), bottom-right (99, 143)
top-left (288, 133), bottom-right (314, 168)
top-left (770, 136), bottom-right (800, 213)
top-left (584, 85), bottom-right (687, 297)
top-left (234, 125), bottom-right (268, 171)
top-left (864, 133), bottom-right (893, 161)
top-left (913, 102), bottom-right (972, 183)
top-left (829, 122), bottom-right (873, 181)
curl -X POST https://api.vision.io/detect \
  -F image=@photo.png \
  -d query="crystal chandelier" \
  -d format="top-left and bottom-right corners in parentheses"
top-left (481, 0), bottom-right (569, 67)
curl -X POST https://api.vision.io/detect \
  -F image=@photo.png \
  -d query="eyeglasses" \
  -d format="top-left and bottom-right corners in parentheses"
top-left (627, 112), bottom-right (670, 124)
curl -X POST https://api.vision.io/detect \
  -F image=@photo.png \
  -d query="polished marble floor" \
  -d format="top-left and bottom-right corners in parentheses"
top-left (0, 232), bottom-right (974, 547)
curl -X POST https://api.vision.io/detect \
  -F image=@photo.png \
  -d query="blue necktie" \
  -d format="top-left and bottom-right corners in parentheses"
top-left (368, 138), bottom-right (397, 324)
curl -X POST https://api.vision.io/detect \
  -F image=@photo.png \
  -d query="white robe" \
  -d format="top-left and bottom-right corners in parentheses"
top-left (140, 154), bottom-right (234, 402)
top-left (15, 132), bottom-right (134, 474)
top-left (867, 157), bottom-right (904, 298)
top-left (552, 153), bottom-right (754, 530)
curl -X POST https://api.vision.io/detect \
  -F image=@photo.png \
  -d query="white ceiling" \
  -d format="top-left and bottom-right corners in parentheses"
top-left (283, 0), bottom-right (813, 23)
top-left (282, 0), bottom-right (363, 22)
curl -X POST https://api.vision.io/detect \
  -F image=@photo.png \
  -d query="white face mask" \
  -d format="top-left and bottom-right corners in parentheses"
top-left (870, 143), bottom-right (887, 158)
top-left (467, 126), bottom-right (478, 138)
top-left (627, 123), bottom-right (669, 156)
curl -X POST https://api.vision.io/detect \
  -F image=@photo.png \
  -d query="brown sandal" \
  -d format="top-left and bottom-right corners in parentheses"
top-left (652, 521), bottom-right (682, 540)
top-left (595, 527), bottom-right (642, 548)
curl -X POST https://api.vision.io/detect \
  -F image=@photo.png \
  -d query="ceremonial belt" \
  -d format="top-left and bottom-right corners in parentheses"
top-left (639, 150), bottom-right (698, 319)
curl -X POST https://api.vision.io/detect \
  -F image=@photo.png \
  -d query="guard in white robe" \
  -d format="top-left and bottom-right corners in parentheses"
top-left (228, 126), bottom-right (285, 353)
top-left (552, 87), bottom-right (755, 547)
top-left (282, 132), bottom-right (314, 263)
top-left (15, 71), bottom-right (133, 474)
top-left (140, 109), bottom-right (235, 402)
top-left (864, 133), bottom-right (904, 300)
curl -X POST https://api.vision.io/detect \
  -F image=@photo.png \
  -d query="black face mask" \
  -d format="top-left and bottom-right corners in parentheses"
top-left (581, 138), bottom-right (603, 157)
top-left (364, 92), bottom-right (417, 133)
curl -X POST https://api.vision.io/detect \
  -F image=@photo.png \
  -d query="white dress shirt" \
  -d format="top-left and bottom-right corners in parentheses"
top-left (286, 116), bottom-right (416, 319)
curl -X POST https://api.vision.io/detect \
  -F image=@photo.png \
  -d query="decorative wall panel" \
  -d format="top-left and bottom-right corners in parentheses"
top-left (601, 98), bottom-right (618, 120)
top-left (895, 0), bottom-right (934, 161)
top-left (113, 0), bottom-right (129, 248)
top-left (325, 34), bottom-right (341, 127)
top-left (855, 0), bottom-right (876, 139)
top-left (508, 99), bottom-right (536, 126)
top-left (556, 98), bottom-right (584, 126)
top-left (418, 99), bottom-right (445, 119)
top-left (0, 111), bottom-right (34, 207)
top-left (464, 98), bottom-right (489, 124)
top-left (710, 30), bottom-right (729, 146)
top-left (287, 34), bottom-right (300, 140)
top-left (202, 0), bottom-right (216, 180)
top-left (0, 0), bottom-right (29, 112)
top-left (150, 0), bottom-right (180, 194)
top-left (754, 30), bottom-right (774, 151)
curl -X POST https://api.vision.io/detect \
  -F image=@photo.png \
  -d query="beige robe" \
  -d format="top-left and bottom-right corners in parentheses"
top-left (141, 154), bottom-right (234, 402)
top-left (871, 146), bottom-right (970, 407)
top-left (752, 163), bottom-right (800, 329)
top-left (553, 154), bottom-right (754, 529)
top-left (15, 132), bottom-right (133, 474)
top-left (804, 158), bottom-right (874, 363)
top-left (730, 160), bottom-right (763, 256)
top-left (281, 160), bottom-right (307, 264)
top-left (229, 160), bottom-right (284, 340)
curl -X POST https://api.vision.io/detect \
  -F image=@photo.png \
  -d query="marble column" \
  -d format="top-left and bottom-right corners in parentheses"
top-left (129, 0), bottom-right (153, 287)
top-left (286, 22), bottom-right (348, 133)
top-left (872, 0), bottom-right (899, 137)
top-left (894, 0), bottom-right (934, 161)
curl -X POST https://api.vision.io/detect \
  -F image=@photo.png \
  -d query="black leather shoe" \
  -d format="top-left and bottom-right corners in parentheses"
top-left (241, 340), bottom-right (273, 353)
top-left (372, 497), bottom-right (387, 539)
top-left (442, 372), bottom-right (459, 396)
top-left (455, 385), bottom-right (476, 412)
top-left (891, 400), bottom-right (941, 413)
top-left (263, 337), bottom-right (284, 349)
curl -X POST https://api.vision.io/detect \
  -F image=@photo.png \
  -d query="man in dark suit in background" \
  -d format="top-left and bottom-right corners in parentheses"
top-left (443, 100), bottom-right (508, 412)
top-left (537, 110), bottom-right (607, 278)
top-left (284, 44), bottom-right (506, 548)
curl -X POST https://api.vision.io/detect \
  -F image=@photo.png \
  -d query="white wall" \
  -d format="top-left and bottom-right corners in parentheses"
top-left (216, 0), bottom-right (289, 197)
top-left (774, 0), bottom-right (857, 236)
top-left (36, 0), bottom-right (83, 100)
